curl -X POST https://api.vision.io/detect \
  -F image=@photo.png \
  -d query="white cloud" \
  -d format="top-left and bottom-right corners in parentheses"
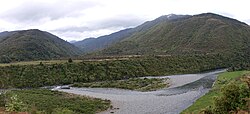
top-left (0, 0), bottom-right (250, 41)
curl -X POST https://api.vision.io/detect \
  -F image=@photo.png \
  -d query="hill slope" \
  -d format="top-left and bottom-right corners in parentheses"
top-left (74, 14), bottom-right (189, 53)
top-left (0, 29), bottom-right (82, 62)
top-left (98, 13), bottom-right (250, 55)
top-left (73, 28), bottom-right (135, 53)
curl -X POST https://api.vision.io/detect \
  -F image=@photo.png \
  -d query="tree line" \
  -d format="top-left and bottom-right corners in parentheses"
top-left (0, 54), bottom-right (234, 89)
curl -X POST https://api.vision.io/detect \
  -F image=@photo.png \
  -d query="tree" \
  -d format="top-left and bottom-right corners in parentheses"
top-left (0, 55), bottom-right (12, 63)
top-left (68, 58), bottom-right (73, 63)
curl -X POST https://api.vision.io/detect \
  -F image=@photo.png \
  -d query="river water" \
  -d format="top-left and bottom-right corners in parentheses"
top-left (57, 69), bottom-right (226, 114)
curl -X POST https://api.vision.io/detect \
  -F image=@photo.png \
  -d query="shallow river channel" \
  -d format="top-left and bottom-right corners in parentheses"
top-left (57, 69), bottom-right (226, 114)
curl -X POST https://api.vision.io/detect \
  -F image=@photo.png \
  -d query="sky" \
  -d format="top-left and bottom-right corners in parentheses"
top-left (0, 0), bottom-right (250, 41)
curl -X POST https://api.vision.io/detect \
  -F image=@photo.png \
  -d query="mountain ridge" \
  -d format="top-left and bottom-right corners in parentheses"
top-left (96, 13), bottom-right (250, 55)
top-left (73, 14), bottom-right (190, 53)
top-left (0, 29), bottom-right (82, 63)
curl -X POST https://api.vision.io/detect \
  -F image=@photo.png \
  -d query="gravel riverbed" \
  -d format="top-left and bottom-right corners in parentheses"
top-left (58, 69), bottom-right (226, 114)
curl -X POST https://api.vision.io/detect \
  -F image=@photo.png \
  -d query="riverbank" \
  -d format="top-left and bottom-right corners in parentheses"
top-left (182, 70), bottom-right (250, 113)
top-left (58, 69), bottom-right (226, 114)
top-left (0, 55), bottom-right (229, 89)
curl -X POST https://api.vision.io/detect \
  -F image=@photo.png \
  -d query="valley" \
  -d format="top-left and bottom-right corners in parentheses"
top-left (0, 12), bottom-right (250, 114)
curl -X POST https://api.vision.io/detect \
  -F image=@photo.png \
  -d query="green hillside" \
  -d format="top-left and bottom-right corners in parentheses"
top-left (98, 13), bottom-right (250, 55)
top-left (74, 14), bottom-right (189, 53)
top-left (0, 29), bottom-right (82, 63)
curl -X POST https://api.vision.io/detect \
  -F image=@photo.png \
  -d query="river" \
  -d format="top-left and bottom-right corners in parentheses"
top-left (57, 69), bottom-right (226, 114)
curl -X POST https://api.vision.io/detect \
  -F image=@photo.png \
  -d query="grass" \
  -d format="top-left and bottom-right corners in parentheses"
top-left (72, 78), bottom-right (170, 92)
top-left (181, 71), bottom-right (250, 114)
top-left (0, 89), bottom-right (111, 114)
top-left (0, 60), bottom-right (83, 67)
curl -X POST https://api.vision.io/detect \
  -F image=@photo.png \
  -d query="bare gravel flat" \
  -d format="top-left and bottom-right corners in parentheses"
top-left (58, 69), bottom-right (226, 114)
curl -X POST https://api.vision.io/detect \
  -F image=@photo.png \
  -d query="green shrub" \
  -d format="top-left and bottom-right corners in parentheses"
top-left (0, 93), bottom-right (5, 107)
top-left (212, 81), bottom-right (249, 113)
top-left (52, 108), bottom-right (74, 114)
top-left (0, 89), bottom-right (110, 114)
top-left (5, 94), bottom-right (27, 112)
top-left (68, 58), bottom-right (73, 63)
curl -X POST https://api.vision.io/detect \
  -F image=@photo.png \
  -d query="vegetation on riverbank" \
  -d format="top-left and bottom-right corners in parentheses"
top-left (0, 54), bottom-right (230, 89)
top-left (182, 71), bottom-right (250, 114)
top-left (0, 59), bottom-right (83, 67)
top-left (0, 89), bottom-right (110, 114)
top-left (73, 78), bottom-right (169, 91)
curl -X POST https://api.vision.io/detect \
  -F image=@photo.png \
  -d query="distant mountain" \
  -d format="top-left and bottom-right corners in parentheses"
top-left (97, 13), bottom-right (250, 55)
top-left (0, 29), bottom-right (82, 63)
top-left (73, 29), bottom-right (134, 53)
top-left (69, 40), bottom-right (78, 43)
top-left (74, 14), bottom-right (190, 53)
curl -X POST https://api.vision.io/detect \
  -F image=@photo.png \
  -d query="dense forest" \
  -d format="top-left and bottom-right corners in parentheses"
top-left (229, 47), bottom-right (250, 71)
top-left (0, 54), bottom-right (233, 89)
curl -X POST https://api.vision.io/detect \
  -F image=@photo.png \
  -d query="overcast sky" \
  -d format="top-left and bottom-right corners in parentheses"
top-left (0, 0), bottom-right (250, 41)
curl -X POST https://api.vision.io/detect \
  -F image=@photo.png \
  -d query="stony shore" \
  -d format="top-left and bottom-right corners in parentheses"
top-left (58, 69), bottom-right (226, 114)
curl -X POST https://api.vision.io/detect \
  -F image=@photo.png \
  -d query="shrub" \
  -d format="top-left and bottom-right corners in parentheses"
top-left (212, 81), bottom-right (249, 113)
top-left (5, 94), bottom-right (27, 112)
top-left (68, 58), bottom-right (73, 63)
top-left (0, 89), bottom-right (110, 114)
top-left (52, 108), bottom-right (74, 114)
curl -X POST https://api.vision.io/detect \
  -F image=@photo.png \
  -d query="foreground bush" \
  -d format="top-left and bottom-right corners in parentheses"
top-left (0, 89), bottom-right (110, 114)
top-left (182, 71), bottom-right (250, 114)
top-left (212, 81), bottom-right (249, 113)
top-left (202, 75), bottom-right (250, 114)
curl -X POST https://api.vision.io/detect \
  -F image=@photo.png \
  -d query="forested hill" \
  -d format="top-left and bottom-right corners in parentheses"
top-left (0, 29), bottom-right (82, 63)
top-left (73, 14), bottom-right (189, 53)
top-left (96, 13), bottom-right (250, 55)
